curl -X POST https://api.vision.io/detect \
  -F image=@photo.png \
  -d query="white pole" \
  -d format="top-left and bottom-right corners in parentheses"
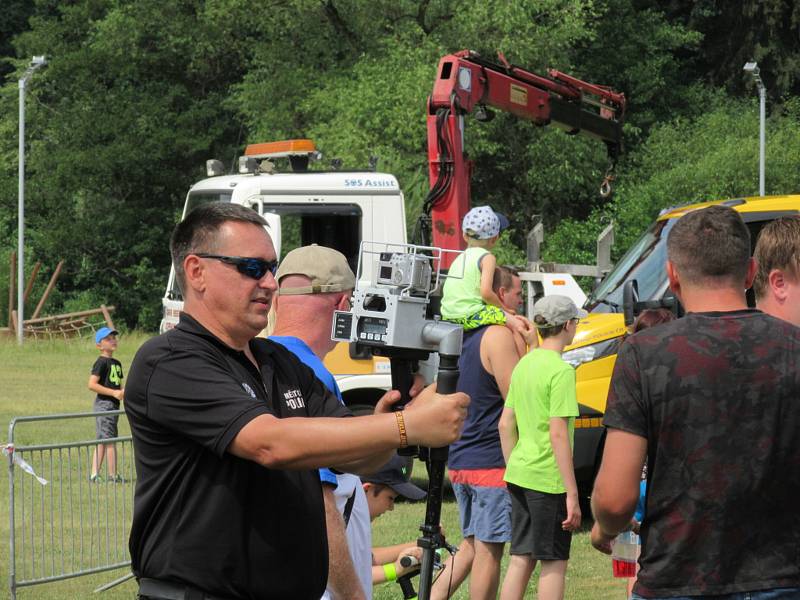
top-left (16, 57), bottom-right (46, 345)
top-left (17, 77), bottom-right (26, 345)
top-left (759, 85), bottom-right (765, 197)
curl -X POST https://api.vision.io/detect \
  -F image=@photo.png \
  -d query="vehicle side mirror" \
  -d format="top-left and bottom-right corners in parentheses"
top-left (623, 280), bottom-right (639, 327)
top-left (661, 290), bottom-right (685, 319)
top-left (623, 281), bottom-right (685, 329)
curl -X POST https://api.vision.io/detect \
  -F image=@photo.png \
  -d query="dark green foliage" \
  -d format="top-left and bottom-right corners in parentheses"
top-left (1, 1), bottom-right (798, 329)
top-left (545, 95), bottom-right (800, 266)
top-left (652, 0), bottom-right (800, 99)
top-left (1, 0), bottom-right (255, 328)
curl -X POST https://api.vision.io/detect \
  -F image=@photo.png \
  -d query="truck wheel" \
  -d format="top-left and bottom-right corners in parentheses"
top-left (348, 403), bottom-right (376, 416)
top-left (342, 389), bottom-right (386, 416)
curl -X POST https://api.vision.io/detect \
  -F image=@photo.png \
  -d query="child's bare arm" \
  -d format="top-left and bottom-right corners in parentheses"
top-left (88, 374), bottom-right (124, 401)
top-left (550, 416), bottom-right (581, 531)
top-left (478, 253), bottom-right (503, 308)
top-left (498, 407), bottom-right (518, 464)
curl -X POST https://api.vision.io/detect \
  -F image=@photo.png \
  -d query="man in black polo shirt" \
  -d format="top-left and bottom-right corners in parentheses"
top-left (590, 205), bottom-right (800, 599)
top-left (125, 202), bottom-right (469, 600)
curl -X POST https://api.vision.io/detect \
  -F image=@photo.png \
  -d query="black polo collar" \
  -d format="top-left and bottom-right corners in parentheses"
top-left (176, 312), bottom-right (276, 361)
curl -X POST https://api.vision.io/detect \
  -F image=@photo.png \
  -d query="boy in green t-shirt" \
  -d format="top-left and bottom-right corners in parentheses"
top-left (498, 295), bottom-right (586, 600)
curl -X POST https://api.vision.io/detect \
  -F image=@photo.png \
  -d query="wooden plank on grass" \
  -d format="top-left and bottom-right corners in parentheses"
top-left (31, 260), bottom-right (64, 319)
top-left (23, 261), bottom-right (42, 304)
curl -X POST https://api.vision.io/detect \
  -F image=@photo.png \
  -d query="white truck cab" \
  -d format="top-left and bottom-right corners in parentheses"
top-left (161, 140), bottom-right (407, 410)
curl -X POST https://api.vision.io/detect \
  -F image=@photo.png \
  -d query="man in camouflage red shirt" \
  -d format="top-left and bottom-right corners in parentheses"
top-left (590, 205), bottom-right (800, 599)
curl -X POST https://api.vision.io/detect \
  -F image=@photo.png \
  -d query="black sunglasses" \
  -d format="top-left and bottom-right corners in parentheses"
top-left (196, 254), bottom-right (278, 280)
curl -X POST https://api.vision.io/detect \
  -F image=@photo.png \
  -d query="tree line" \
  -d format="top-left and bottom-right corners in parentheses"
top-left (1, 0), bottom-right (799, 329)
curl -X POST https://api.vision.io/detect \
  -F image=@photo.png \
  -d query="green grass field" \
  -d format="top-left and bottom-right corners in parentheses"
top-left (0, 333), bottom-right (627, 599)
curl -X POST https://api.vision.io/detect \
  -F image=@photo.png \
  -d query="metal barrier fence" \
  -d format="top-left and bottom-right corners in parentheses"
top-left (6, 411), bottom-right (135, 599)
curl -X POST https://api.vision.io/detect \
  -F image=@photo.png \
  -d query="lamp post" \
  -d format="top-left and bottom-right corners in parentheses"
top-left (743, 61), bottom-right (766, 197)
top-left (18, 55), bottom-right (47, 344)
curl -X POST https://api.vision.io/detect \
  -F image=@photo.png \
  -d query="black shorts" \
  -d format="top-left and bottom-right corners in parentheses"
top-left (508, 482), bottom-right (572, 560)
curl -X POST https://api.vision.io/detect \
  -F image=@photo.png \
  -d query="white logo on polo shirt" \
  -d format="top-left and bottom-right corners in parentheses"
top-left (283, 388), bottom-right (306, 410)
top-left (241, 382), bottom-right (256, 398)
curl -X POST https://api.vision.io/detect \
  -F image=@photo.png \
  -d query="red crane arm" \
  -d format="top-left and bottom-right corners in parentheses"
top-left (424, 50), bottom-right (626, 266)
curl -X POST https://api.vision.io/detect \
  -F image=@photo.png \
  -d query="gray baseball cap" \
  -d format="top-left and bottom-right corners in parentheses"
top-left (276, 244), bottom-right (355, 295)
top-left (533, 295), bottom-right (588, 328)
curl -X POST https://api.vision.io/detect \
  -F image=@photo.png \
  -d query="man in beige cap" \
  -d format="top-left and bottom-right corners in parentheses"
top-left (272, 244), bottom-right (356, 360)
top-left (271, 244), bottom-right (422, 600)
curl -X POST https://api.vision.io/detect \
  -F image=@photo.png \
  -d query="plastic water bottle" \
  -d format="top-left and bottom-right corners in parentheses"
top-left (611, 531), bottom-right (638, 578)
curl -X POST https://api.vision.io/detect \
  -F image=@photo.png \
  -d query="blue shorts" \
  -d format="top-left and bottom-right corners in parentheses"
top-left (453, 482), bottom-right (511, 544)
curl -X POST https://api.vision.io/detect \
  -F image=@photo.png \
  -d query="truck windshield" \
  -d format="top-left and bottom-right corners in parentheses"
top-left (166, 191), bottom-right (235, 300)
top-left (264, 203), bottom-right (362, 274)
top-left (585, 218), bottom-right (675, 313)
top-left (184, 191), bottom-right (233, 216)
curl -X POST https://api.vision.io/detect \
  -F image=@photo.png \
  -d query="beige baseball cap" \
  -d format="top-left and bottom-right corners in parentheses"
top-left (276, 244), bottom-right (356, 295)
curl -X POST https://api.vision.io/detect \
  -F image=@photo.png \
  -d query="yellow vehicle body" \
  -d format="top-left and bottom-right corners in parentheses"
top-left (568, 194), bottom-right (800, 492)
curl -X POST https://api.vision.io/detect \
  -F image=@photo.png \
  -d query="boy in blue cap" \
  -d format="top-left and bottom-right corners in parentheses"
top-left (89, 326), bottom-right (124, 482)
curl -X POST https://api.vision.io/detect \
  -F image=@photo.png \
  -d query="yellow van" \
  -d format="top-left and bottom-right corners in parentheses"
top-left (565, 194), bottom-right (800, 495)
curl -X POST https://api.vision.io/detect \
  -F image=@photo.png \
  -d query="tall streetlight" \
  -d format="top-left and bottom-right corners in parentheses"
top-left (743, 61), bottom-right (765, 197)
top-left (18, 55), bottom-right (47, 344)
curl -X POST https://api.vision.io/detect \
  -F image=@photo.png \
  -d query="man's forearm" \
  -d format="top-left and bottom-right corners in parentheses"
top-left (590, 429), bottom-right (646, 539)
top-left (230, 388), bottom-right (467, 470)
top-left (591, 499), bottom-right (636, 539)
top-left (230, 413), bottom-right (403, 470)
top-left (591, 486), bottom-right (638, 538)
top-left (334, 449), bottom-right (395, 476)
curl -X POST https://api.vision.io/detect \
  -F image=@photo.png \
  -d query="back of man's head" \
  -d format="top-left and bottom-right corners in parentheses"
top-left (170, 202), bottom-right (267, 293)
top-left (753, 216), bottom-right (800, 300)
top-left (666, 205), bottom-right (751, 287)
top-left (271, 245), bottom-right (355, 351)
top-left (276, 245), bottom-right (355, 296)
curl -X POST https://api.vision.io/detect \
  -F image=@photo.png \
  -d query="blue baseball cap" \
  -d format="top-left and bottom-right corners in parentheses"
top-left (95, 327), bottom-right (118, 344)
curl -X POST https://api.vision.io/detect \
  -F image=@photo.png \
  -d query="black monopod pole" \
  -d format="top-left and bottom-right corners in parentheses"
top-left (390, 356), bottom-right (420, 458)
top-left (389, 357), bottom-right (416, 410)
top-left (416, 352), bottom-right (459, 600)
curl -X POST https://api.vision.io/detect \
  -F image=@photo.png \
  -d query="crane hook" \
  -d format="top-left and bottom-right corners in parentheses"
top-left (600, 173), bottom-right (614, 199)
top-left (599, 160), bottom-right (616, 199)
